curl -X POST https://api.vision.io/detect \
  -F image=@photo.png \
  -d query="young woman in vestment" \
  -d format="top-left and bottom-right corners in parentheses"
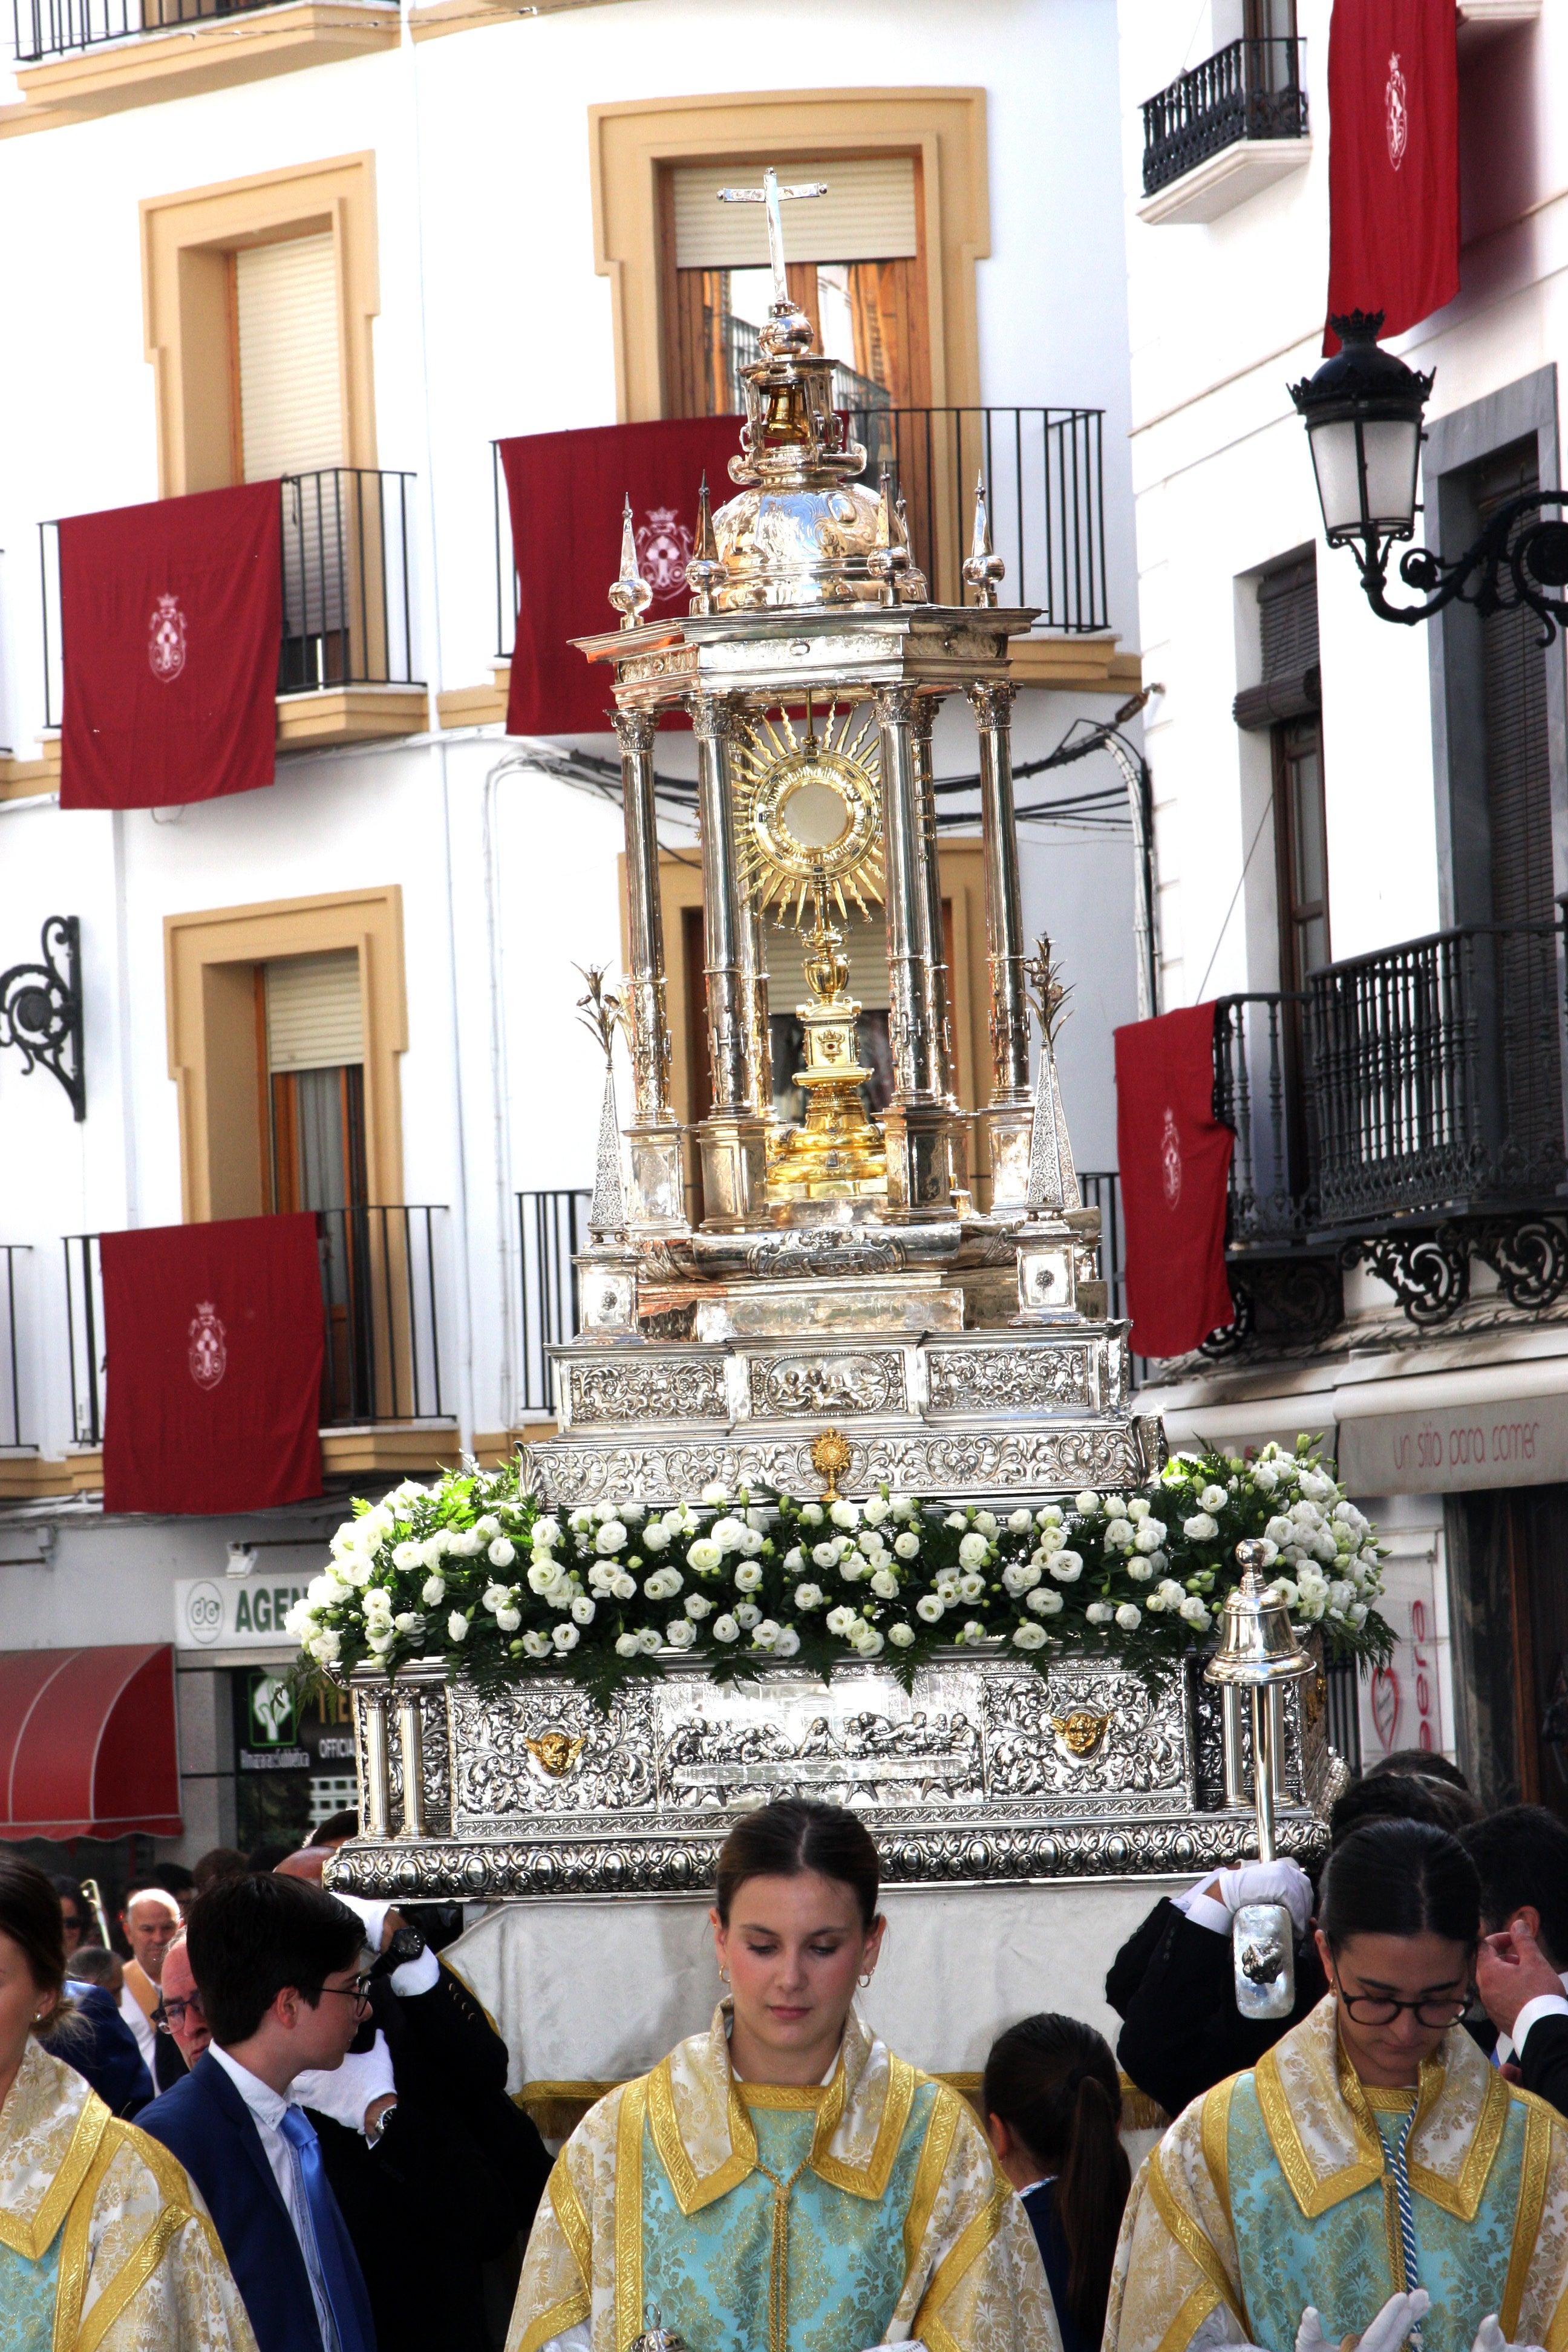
top-left (0, 1853), bottom-right (257, 2351)
top-left (508, 1798), bottom-right (1056, 2352)
top-left (1106, 1820), bottom-right (1568, 2352)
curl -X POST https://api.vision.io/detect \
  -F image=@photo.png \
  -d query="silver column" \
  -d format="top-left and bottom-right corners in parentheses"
top-left (970, 679), bottom-right (1033, 1207)
top-left (353, 1671), bottom-right (391, 1842)
top-left (614, 705), bottom-right (685, 1228)
top-left (395, 1678), bottom-right (427, 1841)
top-left (691, 694), bottom-right (768, 1225)
top-left (737, 897), bottom-right (773, 1119)
top-left (876, 684), bottom-right (949, 1216)
top-left (912, 696), bottom-right (953, 1102)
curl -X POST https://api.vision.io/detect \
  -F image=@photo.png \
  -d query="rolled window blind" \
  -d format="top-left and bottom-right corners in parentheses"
top-left (672, 157), bottom-right (918, 270)
top-left (266, 952), bottom-right (364, 1073)
top-left (236, 233), bottom-right (345, 482)
top-left (770, 915), bottom-right (890, 1011)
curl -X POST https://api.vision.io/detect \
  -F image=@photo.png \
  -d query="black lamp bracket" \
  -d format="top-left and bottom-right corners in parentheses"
top-left (0, 915), bottom-right (85, 1121)
top-left (1353, 485), bottom-right (1568, 640)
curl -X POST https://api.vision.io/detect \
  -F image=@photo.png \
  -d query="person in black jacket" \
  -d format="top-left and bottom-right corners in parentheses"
top-left (1466, 1804), bottom-right (1568, 2119)
top-left (1108, 1760), bottom-right (1480, 2122)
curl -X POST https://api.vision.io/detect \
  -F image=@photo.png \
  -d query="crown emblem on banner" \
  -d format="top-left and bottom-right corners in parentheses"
top-left (634, 507), bottom-right (694, 598)
top-left (148, 591), bottom-right (188, 683)
top-left (1385, 51), bottom-right (1408, 172)
top-left (188, 1301), bottom-right (227, 1390)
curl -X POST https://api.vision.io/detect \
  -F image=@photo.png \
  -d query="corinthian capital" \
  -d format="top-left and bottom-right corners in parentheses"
top-left (690, 696), bottom-right (743, 746)
top-left (874, 684), bottom-right (923, 727)
top-left (613, 707), bottom-right (658, 754)
top-left (967, 681), bottom-right (1016, 728)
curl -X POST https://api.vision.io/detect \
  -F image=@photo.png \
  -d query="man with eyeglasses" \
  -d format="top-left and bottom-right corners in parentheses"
top-left (140, 1872), bottom-right (377, 2352)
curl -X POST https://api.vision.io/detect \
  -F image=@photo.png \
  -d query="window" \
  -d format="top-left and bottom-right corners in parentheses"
top-left (234, 234), bottom-right (345, 482)
top-left (259, 950), bottom-right (367, 1215)
top-left (662, 154), bottom-right (927, 417)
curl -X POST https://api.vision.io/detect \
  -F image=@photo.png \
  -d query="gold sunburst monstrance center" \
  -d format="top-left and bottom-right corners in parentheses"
top-left (732, 701), bottom-right (885, 930)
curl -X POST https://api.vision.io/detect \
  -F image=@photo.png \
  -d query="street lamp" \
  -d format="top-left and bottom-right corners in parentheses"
top-left (1290, 309), bottom-right (1568, 640)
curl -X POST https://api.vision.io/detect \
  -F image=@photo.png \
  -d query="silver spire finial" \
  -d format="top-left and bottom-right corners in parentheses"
top-left (962, 471), bottom-right (1005, 608)
top-left (608, 494), bottom-right (652, 630)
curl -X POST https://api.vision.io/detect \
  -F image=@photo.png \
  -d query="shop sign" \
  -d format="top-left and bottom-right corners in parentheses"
top-left (175, 1574), bottom-right (308, 1650)
top-left (1337, 1390), bottom-right (1568, 1495)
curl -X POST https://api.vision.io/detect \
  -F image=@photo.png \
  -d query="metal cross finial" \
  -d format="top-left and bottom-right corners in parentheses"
top-left (717, 165), bottom-right (828, 308)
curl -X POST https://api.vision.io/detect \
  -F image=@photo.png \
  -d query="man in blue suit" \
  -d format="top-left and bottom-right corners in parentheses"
top-left (140, 1871), bottom-right (377, 2352)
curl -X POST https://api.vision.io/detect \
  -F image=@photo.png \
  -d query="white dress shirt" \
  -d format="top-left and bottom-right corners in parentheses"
top-left (1495, 1967), bottom-right (1568, 2067)
top-left (209, 2043), bottom-right (341, 2352)
top-left (118, 1981), bottom-right (157, 2071)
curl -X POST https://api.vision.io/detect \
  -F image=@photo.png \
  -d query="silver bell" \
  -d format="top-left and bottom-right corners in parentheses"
top-left (630, 2308), bottom-right (694, 2352)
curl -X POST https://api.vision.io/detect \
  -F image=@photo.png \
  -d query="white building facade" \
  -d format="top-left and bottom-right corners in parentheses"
top-left (0, 0), bottom-right (1146, 1882)
top-left (1118, 0), bottom-right (1568, 1805)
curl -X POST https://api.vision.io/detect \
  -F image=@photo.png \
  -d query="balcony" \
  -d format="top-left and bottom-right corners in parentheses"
top-left (1139, 38), bottom-right (1310, 225)
top-left (455, 407), bottom-right (1138, 729)
top-left (31, 471), bottom-right (427, 782)
top-left (27, 1207), bottom-right (457, 1501)
top-left (1207, 909), bottom-right (1568, 1350)
top-left (10, 0), bottom-right (399, 126)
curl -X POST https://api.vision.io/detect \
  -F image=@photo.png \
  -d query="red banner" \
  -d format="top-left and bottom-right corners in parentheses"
top-left (501, 417), bottom-right (740, 737)
top-left (100, 1215), bottom-right (323, 1517)
top-left (1114, 1005), bottom-right (1235, 1360)
top-left (1325, 0), bottom-right (1459, 350)
top-left (59, 482), bottom-right (281, 811)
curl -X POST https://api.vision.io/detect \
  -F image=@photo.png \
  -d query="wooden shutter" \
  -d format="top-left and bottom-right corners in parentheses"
top-left (1234, 552), bottom-right (1320, 730)
top-left (235, 234), bottom-right (344, 482)
top-left (265, 952), bottom-right (364, 1073)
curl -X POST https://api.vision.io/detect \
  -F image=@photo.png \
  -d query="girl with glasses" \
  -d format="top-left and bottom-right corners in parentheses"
top-left (1107, 1818), bottom-right (1568, 2352)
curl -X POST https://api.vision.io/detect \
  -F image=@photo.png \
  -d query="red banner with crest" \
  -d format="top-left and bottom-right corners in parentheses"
top-left (500, 418), bottom-right (741, 737)
top-left (100, 1215), bottom-right (323, 1517)
top-left (58, 482), bottom-right (281, 811)
top-left (1325, 0), bottom-right (1459, 350)
top-left (1114, 1005), bottom-right (1236, 1361)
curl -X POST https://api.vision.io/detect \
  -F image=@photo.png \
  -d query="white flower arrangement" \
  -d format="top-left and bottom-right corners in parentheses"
top-left (287, 1440), bottom-right (1392, 1703)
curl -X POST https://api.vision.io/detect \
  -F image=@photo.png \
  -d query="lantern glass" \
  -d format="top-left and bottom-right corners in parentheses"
top-left (1308, 415), bottom-right (1422, 546)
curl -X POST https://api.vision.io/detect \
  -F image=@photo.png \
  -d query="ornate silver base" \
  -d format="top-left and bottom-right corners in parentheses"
top-left (328, 1648), bottom-right (1348, 1903)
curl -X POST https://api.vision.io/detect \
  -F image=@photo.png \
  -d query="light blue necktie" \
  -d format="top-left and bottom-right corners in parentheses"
top-left (277, 2102), bottom-right (370, 2352)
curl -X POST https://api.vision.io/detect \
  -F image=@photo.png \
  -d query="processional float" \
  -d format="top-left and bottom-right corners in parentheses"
top-left (330, 170), bottom-right (1344, 1928)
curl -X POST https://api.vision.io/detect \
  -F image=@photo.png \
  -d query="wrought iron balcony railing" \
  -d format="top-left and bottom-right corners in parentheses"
top-left (1142, 38), bottom-right (1309, 198)
top-left (15, 0), bottom-right (321, 62)
top-left (492, 404), bottom-right (1109, 661)
top-left (705, 311), bottom-right (888, 423)
top-left (1206, 906), bottom-right (1568, 1345)
top-left (516, 1189), bottom-right (590, 1416)
top-left (39, 469), bottom-right (421, 730)
top-left (1, 1246), bottom-right (31, 1452)
top-left (63, 1206), bottom-right (449, 1447)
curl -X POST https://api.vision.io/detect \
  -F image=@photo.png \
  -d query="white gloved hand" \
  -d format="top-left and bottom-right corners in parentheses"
top-left (292, 2029), bottom-right (397, 2132)
top-left (1473, 2317), bottom-right (1546, 2352)
top-left (1217, 1860), bottom-right (1314, 1939)
top-left (1297, 2288), bottom-right (1431, 2352)
top-left (327, 1892), bottom-right (391, 1950)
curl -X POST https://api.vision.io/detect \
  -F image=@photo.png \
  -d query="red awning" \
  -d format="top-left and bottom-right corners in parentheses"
top-left (0, 1645), bottom-right (181, 1841)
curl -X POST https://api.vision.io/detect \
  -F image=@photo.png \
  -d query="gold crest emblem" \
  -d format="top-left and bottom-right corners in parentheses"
top-left (1050, 1711), bottom-right (1111, 1759)
top-left (525, 1731), bottom-right (585, 1779)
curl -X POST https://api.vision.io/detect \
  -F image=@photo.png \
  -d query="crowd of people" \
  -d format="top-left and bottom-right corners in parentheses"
top-left (0, 1757), bottom-right (1566, 2351)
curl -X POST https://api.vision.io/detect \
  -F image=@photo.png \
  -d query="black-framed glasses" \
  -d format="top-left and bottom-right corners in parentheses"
top-left (155, 1991), bottom-right (204, 2034)
top-left (313, 1973), bottom-right (376, 2007)
top-left (1336, 1987), bottom-right (1468, 2028)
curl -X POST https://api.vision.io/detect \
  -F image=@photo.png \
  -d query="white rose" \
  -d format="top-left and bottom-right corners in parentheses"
top-left (1036, 1526), bottom-right (1065, 1555)
top-left (975, 1510), bottom-right (999, 1535)
top-left (794, 1583), bottom-right (824, 1611)
top-left (484, 1537), bottom-right (515, 1570)
top-left (830, 1500), bottom-right (861, 1530)
top-left (958, 1570), bottom-right (986, 1601)
top-left (1157, 1579), bottom-right (1186, 1606)
top-left (1115, 1602), bottom-right (1142, 1630)
top-left (310, 1629), bottom-right (342, 1664)
top-left (1199, 1485), bottom-right (1228, 1512)
top-left (889, 1495), bottom-right (916, 1519)
top-left (665, 1619), bottom-right (696, 1650)
top-left (893, 1531), bottom-right (921, 1560)
top-left (1252, 1464), bottom-right (1279, 1494)
top-left (1103, 1518), bottom-right (1135, 1550)
top-left (592, 1521), bottom-right (626, 1554)
top-left (532, 1517), bottom-right (561, 1549)
top-left (1003, 1560), bottom-right (1042, 1595)
top-left (734, 1603), bottom-right (761, 1629)
top-left (799, 1504), bottom-right (825, 1527)
top-left (870, 1569), bottom-right (900, 1600)
top-left (812, 1541), bottom-right (838, 1570)
top-left (1349, 1601), bottom-right (1368, 1626)
top-left (611, 1572), bottom-right (637, 1602)
top-left (642, 1523), bottom-right (670, 1553)
top-left (889, 1621), bottom-right (916, 1648)
top-left (1050, 1550), bottom-right (1084, 1584)
top-left (687, 1539), bottom-right (722, 1573)
top-left (945, 1511), bottom-right (968, 1530)
top-left (638, 1627), bottom-right (664, 1655)
top-left (733, 1562), bottom-right (763, 1592)
top-left (478, 1584), bottom-right (507, 1615)
top-left (1007, 1509), bottom-right (1034, 1532)
top-left (685, 1593), bottom-right (714, 1619)
top-left (710, 1516), bottom-right (746, 1552)
top-left (916, 1594), bottom-right (946, 1623)
top-left (701, 1482), bottom-right (730, 1506)
top-left (571, 1596), bottom-right (596, 1625)
top-left (1126, 1559), bottom-right (1152, 1583)
top-left (935, 1575), bottom-right (961, 1603)
top-left (307, 1572), bottom-right (344, 1609)
top-left (1075, 1491), bottom-right (1101, 1515)
top-left (420, 1574), bottom-right (446, 1608)
top-left (452, 1529), bottom-right (486, 1558)
top-left (367, 1632), bottom-right (396, 1657)
top-left (773, 1627), bottom-right (802, 1657)
top-left (958, 1620), bottom-right (987, 1644)
top-left (750, 1619), bottom-right (781, 1651)
top-left (615, 1632), bottom-right (639, 1658)
top-left (958, 1533), bottom-right (989, 1568)
top-left (826, 1606), bottom-right (858, 1638)
top-left (1132, 1522), bottom-right (1163, 1555)
top-left (496, 1607), bottom-right (521, 1633)
top-left (1183, 1514), bottom-right (1218, 1542)
top-left (863, 1498), bottom-right (890, 1526)
top-left (448, 1612), bottom-right (469, 1642)
top-left (858, 1628), bottom-right (885, 1657)
top-left (712, 1615), bottom-right (739, 1644)
top-left (1086, 1602), bottom-right (1114, 1624)
top-left (551, 1623), bottom-right (579, 1653)
top-left (1178, 1596), bottom-right (1211, 1629)
top-left (391, 1541), bottom-right (422, 1572)
top-left (1012, 1621), bottom-right (1047, 1650)
top-left (1028, 1587), bottom-right (1064, 1617)
top-left (1037, 1505), bottom-right (1063, 1527)
top-left (527, 1560), bottom-right (560, 1595)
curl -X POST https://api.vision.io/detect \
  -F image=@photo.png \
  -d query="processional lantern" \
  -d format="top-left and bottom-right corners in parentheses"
top-left (1204, 1542), bottom-right (1316, 2019)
